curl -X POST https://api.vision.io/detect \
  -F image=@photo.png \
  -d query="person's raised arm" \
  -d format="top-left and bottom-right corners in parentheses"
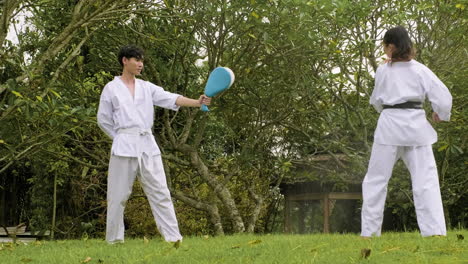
top-left (175, 95), bottom-right (211, 107)
top-left (149, 82), bottom-right (211, 110)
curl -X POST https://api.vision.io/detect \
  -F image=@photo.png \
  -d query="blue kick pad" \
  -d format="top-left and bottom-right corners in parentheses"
top-left (201, 67), bottom-right (235, 112)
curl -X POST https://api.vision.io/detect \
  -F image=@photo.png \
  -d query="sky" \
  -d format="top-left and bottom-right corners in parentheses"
top-left (6, 10), bottom-right (30, 44)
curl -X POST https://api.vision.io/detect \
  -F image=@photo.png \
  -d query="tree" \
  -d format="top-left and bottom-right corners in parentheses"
top-left (1, 0), bottom-right (466, 237)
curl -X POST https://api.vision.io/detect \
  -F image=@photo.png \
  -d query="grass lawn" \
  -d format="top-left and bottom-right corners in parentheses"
top-left (1, 230), bottom-right (467, 263)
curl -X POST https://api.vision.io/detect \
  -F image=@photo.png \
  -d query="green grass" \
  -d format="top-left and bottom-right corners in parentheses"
top-left (1, 230), bottom-right (467, 264)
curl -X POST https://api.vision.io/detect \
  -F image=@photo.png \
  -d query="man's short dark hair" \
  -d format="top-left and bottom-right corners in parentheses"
top-left (118, 45), bottom-right (144, 67)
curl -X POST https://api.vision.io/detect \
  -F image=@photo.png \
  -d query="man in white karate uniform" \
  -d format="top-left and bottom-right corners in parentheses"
top-left (361, 26), bottom-right (452, 237)
top-left (97, 45), bottom-right (211, 244)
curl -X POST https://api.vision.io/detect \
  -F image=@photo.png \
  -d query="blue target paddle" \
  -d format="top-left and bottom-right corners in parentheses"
top-left (201, 67), bottom-right (235, 112)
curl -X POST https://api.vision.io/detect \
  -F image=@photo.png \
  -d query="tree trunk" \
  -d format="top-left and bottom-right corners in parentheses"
top-left (185, 149), bottom-right (245, 233)
top-left (51, 173), bottom-right (57, 239)
top-left (171, 190), bottom-right (224, 235)
top-left (245, 186), bottom-right (264, 233)
top-left (163, 151), bottom-right (224, 235)
top-left (0, 0), bottom-right (22, 46)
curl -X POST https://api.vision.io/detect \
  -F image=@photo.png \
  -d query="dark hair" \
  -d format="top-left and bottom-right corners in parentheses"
top-left (118, 45), bottom-right (144, 67)
top-left (383, 26), bottom-right (415, 61)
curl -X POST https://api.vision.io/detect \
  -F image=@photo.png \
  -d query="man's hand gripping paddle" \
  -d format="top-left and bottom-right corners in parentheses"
top-left (201, 67), bottom-right (235, 112)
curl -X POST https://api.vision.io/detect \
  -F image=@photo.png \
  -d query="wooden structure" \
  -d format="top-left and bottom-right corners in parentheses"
top-left (281, 154), bottom-right (363, 234)
top-left (0, 225), bottom-right (50, 243)
top-left (284, 191), bottom-right (362, 233)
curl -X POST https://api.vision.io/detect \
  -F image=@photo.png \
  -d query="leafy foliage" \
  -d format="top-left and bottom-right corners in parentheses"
top-left (0, 0), bottom-right (466, 237)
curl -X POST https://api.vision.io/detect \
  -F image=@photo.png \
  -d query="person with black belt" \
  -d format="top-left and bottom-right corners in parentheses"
top-left (361, 26), bottom-right (452, 238)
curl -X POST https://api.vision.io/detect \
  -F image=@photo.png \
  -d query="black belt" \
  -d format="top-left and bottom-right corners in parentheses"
top-left (382, 102), bottom-right (422, 109)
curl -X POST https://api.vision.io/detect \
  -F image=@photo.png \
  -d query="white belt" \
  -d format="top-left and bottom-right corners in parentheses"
top-left (117, 128), bottom-right (152, 136)
top-left (116, 128), bottom-right (153, 176)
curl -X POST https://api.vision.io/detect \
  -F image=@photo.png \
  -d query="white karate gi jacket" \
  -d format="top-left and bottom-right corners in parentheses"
top-left (370, 60), bottom-right (452, 146)
top-left (97, 77), bottom-right (181, 157)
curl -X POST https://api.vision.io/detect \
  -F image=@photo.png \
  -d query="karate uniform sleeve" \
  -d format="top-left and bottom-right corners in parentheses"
top-left (423, 69), bottom-right (452, 121)
top-left (97, 86), bottom-right (117, 139)
top-left (369, 66), bottom-right (383, 113)
top-left (148, 81), bottom-right (181, 111)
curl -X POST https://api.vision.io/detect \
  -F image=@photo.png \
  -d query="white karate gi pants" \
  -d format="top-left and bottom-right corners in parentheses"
top-left (361, 143), bottom-right (446, 237)
top-left (106, 153), bottom-right (182, 243)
